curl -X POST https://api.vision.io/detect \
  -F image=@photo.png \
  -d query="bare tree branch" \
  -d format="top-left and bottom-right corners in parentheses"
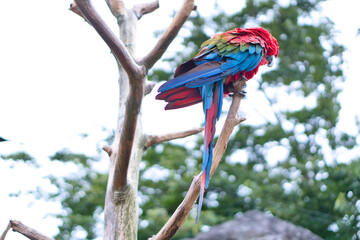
top-left (74, 0), bottom-right (142, 79)
top-left (69, 2), bottom-right (88, 22)
top-left (0, 222), bottom-right (11, 240)
top-left (141, 0), bottom-right (195, 70)
top-left (3, 220), bottom-right (53, 240)
top-left (105, 0), bottom-right (125, 17)
top-left (132, 1), bottom-right (159, 20)
top-left (102, 145), bottom-right (113, 156)
top-left (144, 127), bottom-right (204, 150)
top-left (151, 79), bottom-right (247, 240)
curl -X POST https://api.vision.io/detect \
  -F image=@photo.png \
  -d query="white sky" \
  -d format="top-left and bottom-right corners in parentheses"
top-left (0, 0), bottom-right (359, 239)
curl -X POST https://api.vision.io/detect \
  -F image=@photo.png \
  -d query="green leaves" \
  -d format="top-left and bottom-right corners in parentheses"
top-left (2, 151), bottom-right (34, 162)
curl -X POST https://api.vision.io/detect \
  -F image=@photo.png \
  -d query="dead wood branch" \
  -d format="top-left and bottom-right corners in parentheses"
top-left (133, 1), bottom-right (159, 20)
top-left (102, 145), bottom-right (113, 156)
top-left (151, 79), bottom-right (247, 240)
top-left (69, 2), bottom-right (87, 22)
top-left (105, 0), bottom-right (125, 17)
top-left (2, 220), bottom-right (53, 240)
top-left (144, 127), bottom-right (204, 150)
top-left (0, 222), bottom-right (11, 240)
top-left (74, 0), bottom-right (142, 79)
top-left (141, 0), bottom-right (195, 70)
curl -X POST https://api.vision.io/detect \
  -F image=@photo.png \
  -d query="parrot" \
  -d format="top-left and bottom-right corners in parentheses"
top-left (155, 27), bottom-right (279, 222)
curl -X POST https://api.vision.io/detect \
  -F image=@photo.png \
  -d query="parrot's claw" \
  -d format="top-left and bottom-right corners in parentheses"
top-left (229, 90), bottom-right (247, 98)
top-left (241, 75), bottom-right (248, 81)
top-left (239, 90), bottom-right (247, 97)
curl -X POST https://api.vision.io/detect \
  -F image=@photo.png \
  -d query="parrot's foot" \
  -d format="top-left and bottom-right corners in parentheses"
top-left (229, 80), bottom-right (247, 98)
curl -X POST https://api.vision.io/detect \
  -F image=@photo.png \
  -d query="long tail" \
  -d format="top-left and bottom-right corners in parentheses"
top-left (196, 81), bottom-right (223, 223)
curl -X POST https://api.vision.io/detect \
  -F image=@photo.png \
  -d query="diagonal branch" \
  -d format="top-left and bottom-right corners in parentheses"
top-left (132, 1), bottom-right (159, 20)
top-left (141, 0), bottom-right (195, 70)
top-left (151, 80), bottom-right (247, 240)
top-left (105, 0), bottom-right (125, 18)
top-left (2, 220), bottom-right (53, 240)
top-left (0, 222), bottom-right (11, 240)
top-left (74, 0), bottom-right (142, 79)
top-left (144, 127), bottom-right (203, 150)
top-left (69, 2), bottom-right (88, 22)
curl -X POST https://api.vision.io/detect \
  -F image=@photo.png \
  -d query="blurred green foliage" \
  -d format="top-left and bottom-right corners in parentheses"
top-left (2, 151), bottom-right (34, 162)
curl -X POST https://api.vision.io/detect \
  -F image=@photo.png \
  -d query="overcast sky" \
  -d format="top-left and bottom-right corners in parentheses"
top-left (0, 0), bottom-right (359, 239)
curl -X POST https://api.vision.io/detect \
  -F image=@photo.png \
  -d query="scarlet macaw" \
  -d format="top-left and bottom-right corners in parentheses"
top-left (156, 27), bottom-right (279, 222)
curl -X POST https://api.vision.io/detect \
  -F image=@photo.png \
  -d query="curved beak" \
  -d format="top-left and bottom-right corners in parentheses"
top-left (265, 55), bottom-right (274, 67)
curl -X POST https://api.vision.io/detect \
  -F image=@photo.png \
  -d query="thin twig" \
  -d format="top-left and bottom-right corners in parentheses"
top-left (144, 127), bottom-right (204, 150)
top-left (151, 79), bottom-right (247, 240)
top-left (132, 1), bottom-right (159, 20)
top-left (141, 0), bottom-right (195, 70)
top-left (0, 222), bottom-right (11, 240)
top-left (7, 220), bottom-right (53, 240)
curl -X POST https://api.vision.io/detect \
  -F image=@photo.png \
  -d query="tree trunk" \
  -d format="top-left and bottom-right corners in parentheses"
top-left (103, 7), bottom-right (143, 240)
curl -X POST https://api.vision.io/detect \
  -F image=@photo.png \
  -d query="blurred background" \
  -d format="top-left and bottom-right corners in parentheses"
top-left (0, 0), bottom-right (359, 239)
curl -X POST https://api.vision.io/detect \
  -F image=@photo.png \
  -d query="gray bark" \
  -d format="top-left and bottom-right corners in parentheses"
top-left (103, 6), bottom-right (143, 240)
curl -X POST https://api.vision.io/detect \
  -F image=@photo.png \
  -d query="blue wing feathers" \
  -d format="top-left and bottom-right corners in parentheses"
top-left (180, 51), bottom-right (262, 89)
top-left (158, 67), bottom-right (222, 92)
top-left (201, 84), bottom-right (214, 110)
top-left (249, 44), bottom-right (256, 54)
top-left (160, 44), bottom-right (264, 93)
top-left (248, 53), bottom-right (263, 71)
top-left (218, 83), bottom-right (223, 119)
top-left (186, 74), bottom-right (222, 88)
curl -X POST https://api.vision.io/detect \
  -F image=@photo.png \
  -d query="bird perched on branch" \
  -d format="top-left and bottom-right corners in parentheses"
top-left (156, 27), bottom-right (279, 222)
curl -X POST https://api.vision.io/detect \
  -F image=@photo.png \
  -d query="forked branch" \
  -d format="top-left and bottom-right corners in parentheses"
top-left (74, 0), bottom-right (141, 79)
top-left (151, 80), bottom-right (247, 240)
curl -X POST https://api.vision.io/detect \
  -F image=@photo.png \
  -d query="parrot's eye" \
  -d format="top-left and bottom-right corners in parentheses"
top-left (265, 55), bottom-right (274, 67)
